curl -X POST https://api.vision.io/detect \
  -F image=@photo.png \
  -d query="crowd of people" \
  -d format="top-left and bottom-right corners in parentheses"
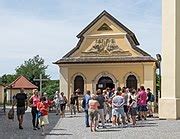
top-left (81, 86), bottom-right (155, 132)
top-left (11, 86), bottom-right (155, 135)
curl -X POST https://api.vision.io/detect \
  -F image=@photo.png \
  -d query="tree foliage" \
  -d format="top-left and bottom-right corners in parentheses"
top-left (0, 74), bottom-right (17, 85)
top-left (15, 55), bottom-right (50, 87)
top-left (42, 80), bottom-right (59, 99)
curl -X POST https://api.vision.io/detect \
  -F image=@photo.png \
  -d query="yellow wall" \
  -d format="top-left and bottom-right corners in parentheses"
top-left (6, 89), bottom-right (34, 102)
top-left (59, 62), bottom-right (156, 99)
top-left (71, 16), bottom-right (142, 58)
top-left (58, 12), bottom-right (156, 102)
top-left (0, 85), bottom-right (4, 103)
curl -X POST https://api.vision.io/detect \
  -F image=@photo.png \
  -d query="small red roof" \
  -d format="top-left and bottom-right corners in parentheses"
top-left (9, 75), bottom-right (38, 89)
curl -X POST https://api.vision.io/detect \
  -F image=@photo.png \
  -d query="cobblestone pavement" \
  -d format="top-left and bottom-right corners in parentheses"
top-left (1, 108), bottom-right (180, 139)
top-left (0, 108), bottom-right (60, 139)
top-left (46, 113), bottom-right (180, 139)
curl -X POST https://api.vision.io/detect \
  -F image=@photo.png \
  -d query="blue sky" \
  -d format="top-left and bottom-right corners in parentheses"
top-left (0, 0), bottom-right (161, 79)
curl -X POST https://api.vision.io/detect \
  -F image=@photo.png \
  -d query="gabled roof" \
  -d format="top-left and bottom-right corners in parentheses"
top-left (8, 75), bottom-right (38, 89)
top-left (77, 10), bottom-right (139, 45)
top-left (61, 10), bottom-right (151, 59)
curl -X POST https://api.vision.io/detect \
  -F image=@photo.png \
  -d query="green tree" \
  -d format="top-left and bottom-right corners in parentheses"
top-left (15, 55), bottom-right (50, 88)
top-left (42, 80), bottom-right (59, 99)
top-left (0, 74), bottom-right (17, 85)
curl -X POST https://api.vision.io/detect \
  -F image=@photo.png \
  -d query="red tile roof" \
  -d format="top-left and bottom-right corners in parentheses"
top-left (9, 75), bottom-right (38, 89)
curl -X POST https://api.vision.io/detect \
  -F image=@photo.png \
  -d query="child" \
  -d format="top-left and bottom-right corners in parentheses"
top-left (88, 94), bottom-right (100, 132)
top-left (37, 96), bottom-right (49, 135)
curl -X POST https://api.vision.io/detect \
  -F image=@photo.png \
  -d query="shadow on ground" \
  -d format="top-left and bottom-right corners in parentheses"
top-left (0, 111), bottom-right (60, 139)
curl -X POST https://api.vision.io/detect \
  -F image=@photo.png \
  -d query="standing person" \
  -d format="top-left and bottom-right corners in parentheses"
top-left (136, 88), bottom-right (141, 120)
top-left (82, 90), bottom-right (91, 127)
top-left (137, 86), bottom-right (148, 120)
top-left (29, 89), bottom-right (40, 130)
top-left (74, 89), bottom-right (80, 112)
top-left (122, 87), bottom-right (130, 123)
top-left (111, 91), bottom-right (126, 127)
top-left (106, 88), bottom-right (113, 123)
top-left (129, 90), bottom-right (138, 126)
top-left (146, 88), bottom-right (154, 117)
top-left (88, 94), bottom-right (99, 132)
top-left (37, 96), bottom-right (50, 136)
top-left (96, 89), bottom-right (106, 128)
top-left (59, 92), bottom-right (67, 117)
top-left (103, 90), bottom-right (108, 122)
top-left (54, 91), bottom-right (60, 115)
top-left (12, 88), bottom-right (28, 129)
top-left (70, 92), bottom-right (76, 115)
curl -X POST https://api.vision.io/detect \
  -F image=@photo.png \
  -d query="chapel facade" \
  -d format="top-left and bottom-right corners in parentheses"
top-left (54, 11), bottom-right (156, 99)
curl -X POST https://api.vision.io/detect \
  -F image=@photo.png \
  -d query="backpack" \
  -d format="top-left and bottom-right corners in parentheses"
top-left (82, 97), bottom-right (86, 109)
top-left (8, 108), bottom-right (14, 120)
top-left (150, 94), bottom-right (155, 102)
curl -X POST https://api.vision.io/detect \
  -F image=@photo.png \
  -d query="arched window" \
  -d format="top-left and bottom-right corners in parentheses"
top-left (97, 76), bottom-right (114, 90)
top-left (126, 75), bottom-right (137, 90)
top-left (74, 75), bottom-right (84, 94)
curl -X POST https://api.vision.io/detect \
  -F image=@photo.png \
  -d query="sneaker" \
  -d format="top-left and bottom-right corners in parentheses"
top-left (122, 124), bottom-right (128, 128)
top-left (86, 125), bottom-right (90, 127)
top-left (19, 126), bottom-right (23, 129)
top-left (33, 127), bottom-right (37, 130)
top-left (36, 126), bottom-right (41, 130)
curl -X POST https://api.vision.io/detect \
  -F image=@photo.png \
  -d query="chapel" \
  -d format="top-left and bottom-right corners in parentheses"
top-left (54, 10), bottom-right (156, 98)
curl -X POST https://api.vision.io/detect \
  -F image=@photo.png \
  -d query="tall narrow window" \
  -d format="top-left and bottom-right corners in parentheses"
top-left (126, 75), bottom-right (137, 90)
top-left (74, 75), bottom-right (84, 94)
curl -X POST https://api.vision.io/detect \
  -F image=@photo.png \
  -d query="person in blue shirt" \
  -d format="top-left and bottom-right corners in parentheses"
top-left (82, 90), bottom-right (91, 127)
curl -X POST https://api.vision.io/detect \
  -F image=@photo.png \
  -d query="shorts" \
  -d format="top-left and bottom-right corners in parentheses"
top-left (17, 107), bottom-right (25, 116)
top-left (55, 103), bottom-right (60, 108)
top-left (147, 102), bottom-right (152, 110)
top-left (129, 107), bottom-right (137, 116)
top-left (139, 105), bottom-right (147, 112)
top-left (123, 105), bottom-right (129, 113)
top-left (60, 103), bottom-right (66, 112)
top-left (39, 115), bottom-right (49, 126)
top-left (89, 109), bottom-right (98, 121)
top-left (112, 107), bottom-right (125, 118)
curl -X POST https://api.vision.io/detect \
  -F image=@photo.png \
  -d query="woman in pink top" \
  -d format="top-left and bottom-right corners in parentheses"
top-left (29, 89), bottom-right (40, 130)
top-left (88, 94), bottom-right (99, 132)
top-left (137, 86), bottom-right (148, 120)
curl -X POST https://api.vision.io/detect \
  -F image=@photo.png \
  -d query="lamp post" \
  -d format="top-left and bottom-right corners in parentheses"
top-left (156, 54), bottom-right (162, 98)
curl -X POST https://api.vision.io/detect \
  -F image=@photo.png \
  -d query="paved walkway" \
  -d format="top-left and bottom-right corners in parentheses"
top-left (1, 108), bottom-right (180, 139)
top-left (0, 108), bottom-right (59, 139)
top-left (46, 113), bottom-right (180, 139)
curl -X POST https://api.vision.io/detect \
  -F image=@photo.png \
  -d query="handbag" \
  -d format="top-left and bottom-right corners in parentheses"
top-left (8, 108), bottom-right (14, 120)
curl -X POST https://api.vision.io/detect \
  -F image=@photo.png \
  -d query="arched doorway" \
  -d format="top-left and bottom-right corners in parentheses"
top-left (97, 76), bottom-right (114, 90)
top-left (126, 75), bottom-right (137, 90)
top-left (74, 75), bottom-right (84, 94)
